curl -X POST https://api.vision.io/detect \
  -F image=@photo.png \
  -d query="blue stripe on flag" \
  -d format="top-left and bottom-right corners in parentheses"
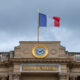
top-left (39, 13), bottom-right (47, 27)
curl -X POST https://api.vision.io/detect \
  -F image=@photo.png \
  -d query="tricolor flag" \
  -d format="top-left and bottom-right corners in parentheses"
top-left (39, 13), bottom-right (60, 27)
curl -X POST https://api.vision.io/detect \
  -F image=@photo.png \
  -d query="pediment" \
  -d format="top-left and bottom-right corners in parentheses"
top-left (14, 41), bottom-right (67, 58)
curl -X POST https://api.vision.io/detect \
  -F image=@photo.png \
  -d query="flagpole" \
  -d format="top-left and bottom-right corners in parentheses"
top-left (37, 9), bottom-right (39, 42)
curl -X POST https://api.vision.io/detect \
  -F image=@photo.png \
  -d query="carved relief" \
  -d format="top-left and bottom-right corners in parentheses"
top-left (51, 49), bottom-right (56, 55)
top-left (23, 50), bottom-right (29, 54)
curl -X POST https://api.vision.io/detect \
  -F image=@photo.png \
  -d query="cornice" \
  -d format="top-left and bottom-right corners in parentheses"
top-left (8, 58), bottom-right (80, 67)
top-left (0, 58), bottom-right (80, 67)
top-left (9, 58), bottom-right (73, 63)
top-left (0, 61), bottom-right (9, 66)
top-left (70, 61), bottom-right (80, 67)
top-left (19, 41), bottom-right (61, 44)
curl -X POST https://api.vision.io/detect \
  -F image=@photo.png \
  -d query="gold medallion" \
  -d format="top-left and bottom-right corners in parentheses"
top-left (32, 45), bottom-right (48, 58)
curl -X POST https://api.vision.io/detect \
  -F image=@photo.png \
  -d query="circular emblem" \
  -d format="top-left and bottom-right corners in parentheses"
top-left (51, 49), bottom-right (56, 55)
top-left (32, 45), bottom-right (48, 58)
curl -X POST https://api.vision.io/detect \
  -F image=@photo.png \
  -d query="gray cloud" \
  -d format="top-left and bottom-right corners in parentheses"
top-left (0, 0), bottom-right (80, 52)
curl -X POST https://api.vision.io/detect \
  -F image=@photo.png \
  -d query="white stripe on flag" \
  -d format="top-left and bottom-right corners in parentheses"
top-left (47, 16), bottom-right (54, 27)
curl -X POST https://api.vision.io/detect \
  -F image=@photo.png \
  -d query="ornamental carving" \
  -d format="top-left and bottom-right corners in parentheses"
top-left (51, 49), bottom-right (56, 55)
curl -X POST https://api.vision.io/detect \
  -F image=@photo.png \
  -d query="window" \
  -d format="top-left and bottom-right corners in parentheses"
top-left (75, 55), bottom-right (80, 61)
top-left (0, 54), bottom-right (2, 61)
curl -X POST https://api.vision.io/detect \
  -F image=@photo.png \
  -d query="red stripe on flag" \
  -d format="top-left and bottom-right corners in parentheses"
top-left (53, 17), bottom-right (60, 27)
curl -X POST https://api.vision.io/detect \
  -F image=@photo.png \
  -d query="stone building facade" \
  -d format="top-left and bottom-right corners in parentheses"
top-left (0, 41), bottom-right (80, 80)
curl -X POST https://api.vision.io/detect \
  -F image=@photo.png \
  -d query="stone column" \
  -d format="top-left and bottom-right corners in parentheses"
top-left (75, 76), bottom-right (77, 80)
top-left (9, 74), bottom-right (13, 80)
top-left (59, 74), bottom-right (67, 80)
top-left (70, 77), bottom-right (73, 80)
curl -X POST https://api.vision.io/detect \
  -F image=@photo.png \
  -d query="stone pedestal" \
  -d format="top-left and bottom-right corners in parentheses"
top-left (59, 74), bottom-right (67, 80)
top-left (13, 73), bottom-right (21, 80)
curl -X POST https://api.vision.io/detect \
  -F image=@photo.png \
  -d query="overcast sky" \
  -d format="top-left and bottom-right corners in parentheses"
top-left (0, 0), bottom-right (80, 52)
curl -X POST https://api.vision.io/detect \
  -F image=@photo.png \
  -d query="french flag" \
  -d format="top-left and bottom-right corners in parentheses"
top-left (39, 13), bottom-right (60, 27)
